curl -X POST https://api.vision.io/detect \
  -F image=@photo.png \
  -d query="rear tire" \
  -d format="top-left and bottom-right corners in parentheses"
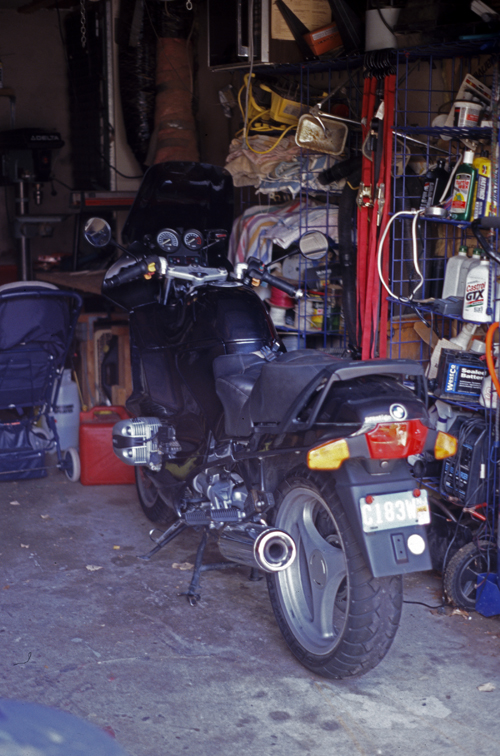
top-left (267, 468), bottom-right (403, 679)
top-left (135, 467), bottom-right (174, 524)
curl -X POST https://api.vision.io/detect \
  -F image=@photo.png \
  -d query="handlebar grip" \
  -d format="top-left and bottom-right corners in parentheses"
top-left (104, 257), bottom-right (158, 288)
top-left (476, 216), bottom-right (500, 230)
top-left (259, 270), bottom-right (299, 298)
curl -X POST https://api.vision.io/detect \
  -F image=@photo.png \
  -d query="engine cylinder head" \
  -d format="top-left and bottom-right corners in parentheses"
top-left (112, 417), bottom-right (161, 470)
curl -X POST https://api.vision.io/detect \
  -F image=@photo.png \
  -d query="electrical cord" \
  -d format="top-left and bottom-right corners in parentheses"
top-left (377, 209), bottom-right (425, 302)
top-left (403, 599), bottom-right (444, 609)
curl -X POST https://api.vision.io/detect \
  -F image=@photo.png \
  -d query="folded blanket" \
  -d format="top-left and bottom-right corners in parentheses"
top-left (228, 201), bottom-right (338, 266)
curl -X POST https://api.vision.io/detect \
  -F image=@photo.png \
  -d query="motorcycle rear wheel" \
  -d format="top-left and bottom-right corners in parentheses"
top-left (267, 469), bottom-right (403, 679)
top-left (135, 467), bottom-right (174, 524)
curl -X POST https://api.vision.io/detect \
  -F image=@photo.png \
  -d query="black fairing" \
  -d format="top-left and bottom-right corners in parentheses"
top-left (103, 162), bottom-right (234, 311)
top-left (122, 162), bottom-right (234, 246)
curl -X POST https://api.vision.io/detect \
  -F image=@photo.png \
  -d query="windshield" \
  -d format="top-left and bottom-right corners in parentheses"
top-left (122, 162), bottom-right (234, 245)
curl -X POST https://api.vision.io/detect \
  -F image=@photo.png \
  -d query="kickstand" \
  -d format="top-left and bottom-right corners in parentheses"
top-left (181, 528), bottom-right (209, 605)
top-left (138, 519), bottom-right (187, 561)
top-left (180, 529), bottom-right (237, 605)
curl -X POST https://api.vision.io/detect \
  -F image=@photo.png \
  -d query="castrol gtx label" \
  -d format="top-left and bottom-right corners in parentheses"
top-left (464, 279), bottom-right (486, 313)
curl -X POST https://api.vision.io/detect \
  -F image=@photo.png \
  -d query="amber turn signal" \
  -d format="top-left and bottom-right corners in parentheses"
top-left (434, 431), bottom-right (457, 460)
top-left (307, 438), bottom-right (350, 470)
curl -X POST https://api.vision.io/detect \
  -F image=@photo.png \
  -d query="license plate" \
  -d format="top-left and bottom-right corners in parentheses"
top-left (360, 490), bottom-right (430, 533)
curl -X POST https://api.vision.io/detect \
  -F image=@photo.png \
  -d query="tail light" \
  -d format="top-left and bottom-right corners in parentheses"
top-left (366, 420), bottom-right (428, 459)
top-left (307, 420), bottom-right (455, 472)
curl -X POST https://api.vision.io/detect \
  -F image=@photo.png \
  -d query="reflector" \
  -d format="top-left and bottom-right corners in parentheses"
top-left (434, 431), bottom-right (458, 460)
top-left (307, 438), bottom-right (350, 470)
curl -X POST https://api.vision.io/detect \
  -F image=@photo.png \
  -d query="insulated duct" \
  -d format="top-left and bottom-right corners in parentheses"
top-left (153, 1), bottom-right (199, 164)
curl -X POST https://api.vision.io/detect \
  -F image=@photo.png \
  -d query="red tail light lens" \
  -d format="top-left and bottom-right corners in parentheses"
top-left (365, 419), bottom-right (428, 459)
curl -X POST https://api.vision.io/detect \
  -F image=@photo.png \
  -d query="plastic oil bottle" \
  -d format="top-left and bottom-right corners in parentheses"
top-left (462, 257), bottom-right (491, 322)
top-left (442, 246), bottom-right (469, 298)
top-left (456, 246), bottom-right (474, 297)
top-left (458, 247), bottom-right (482, 298)
top-left (450, 150), bottom-right (478, 221)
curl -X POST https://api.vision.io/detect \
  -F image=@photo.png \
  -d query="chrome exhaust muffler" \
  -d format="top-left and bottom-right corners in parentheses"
top-left (218, 523), bottom-right (296, 573)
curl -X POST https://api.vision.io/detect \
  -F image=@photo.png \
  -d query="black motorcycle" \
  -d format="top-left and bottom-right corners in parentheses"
top-left (84, 162), bottom-right (456, 679)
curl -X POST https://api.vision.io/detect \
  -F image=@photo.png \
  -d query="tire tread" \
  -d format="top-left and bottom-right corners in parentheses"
top-left (267, 467), bottom-right (403, 679)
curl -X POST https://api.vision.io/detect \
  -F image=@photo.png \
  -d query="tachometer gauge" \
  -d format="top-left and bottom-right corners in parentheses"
top-left (156, 228), bottom-right (180, 251)
top-left (183, 229), bottom-right (204, 250)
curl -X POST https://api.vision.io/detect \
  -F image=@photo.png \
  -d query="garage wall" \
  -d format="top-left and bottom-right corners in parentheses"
top-left (0, 9), bottom-right (74, 265)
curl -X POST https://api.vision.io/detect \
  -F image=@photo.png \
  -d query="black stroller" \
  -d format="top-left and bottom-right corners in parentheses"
top-left (0, 282), bottom-right (82, 482)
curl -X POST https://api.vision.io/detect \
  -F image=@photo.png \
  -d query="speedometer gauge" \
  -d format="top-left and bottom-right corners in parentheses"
top-left (157, 229), bottom-right (180, 251)
top-left (183, 230), bottom-right (203, 250)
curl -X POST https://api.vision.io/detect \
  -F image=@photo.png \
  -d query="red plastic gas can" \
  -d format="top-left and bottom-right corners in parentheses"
top-left (79, 406), bottom-right (136, 485)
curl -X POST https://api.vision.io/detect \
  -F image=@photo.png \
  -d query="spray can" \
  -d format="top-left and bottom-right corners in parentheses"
top-left (442, 246), bottom-right (469, 298)
top-left (450, 150), bottom-right (478, 221)
top-left (472, 150), bottom-right (492, 219)
top-left (462, 258), bottom-right (491, 322)
top-left (419, 158), bottom-right (450, 209)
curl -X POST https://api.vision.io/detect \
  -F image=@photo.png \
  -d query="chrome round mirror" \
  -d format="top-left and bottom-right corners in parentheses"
top-left (299, 231), bottom-right (328, 260)
top-left (84, 217), bottom-right (112, 248)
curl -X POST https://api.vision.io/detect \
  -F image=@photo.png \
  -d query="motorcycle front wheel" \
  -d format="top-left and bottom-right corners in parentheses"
top-left (267, 469), bottom-right (403, 679)
top-left (135, 467), bottom-right (175, 524)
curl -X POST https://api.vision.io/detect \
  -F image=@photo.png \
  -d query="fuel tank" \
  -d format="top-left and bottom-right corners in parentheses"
top-left (128, 283), bottom-right (278, 437)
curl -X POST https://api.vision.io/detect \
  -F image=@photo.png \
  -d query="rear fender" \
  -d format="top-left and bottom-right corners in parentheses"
top-left (332, 459), bottom-right (432, 578)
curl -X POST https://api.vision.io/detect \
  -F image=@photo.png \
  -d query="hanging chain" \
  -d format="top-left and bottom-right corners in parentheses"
top-left (186, 0), bottom-right (193, 10)
top-left (80, 0), bottom-right (87, 49)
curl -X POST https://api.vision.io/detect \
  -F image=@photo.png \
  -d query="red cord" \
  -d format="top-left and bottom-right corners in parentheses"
top-left (485, 321), bottom-right (500, 397)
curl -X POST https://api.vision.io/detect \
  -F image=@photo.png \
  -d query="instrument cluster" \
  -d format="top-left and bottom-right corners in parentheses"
top-left (156, 228), bottom-right (204, 264)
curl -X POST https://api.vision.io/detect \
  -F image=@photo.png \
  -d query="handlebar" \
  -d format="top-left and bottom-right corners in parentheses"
top-left (103, 255), bottom-right (229, 290)
top-left (246, 257), bottom-right (303, 299)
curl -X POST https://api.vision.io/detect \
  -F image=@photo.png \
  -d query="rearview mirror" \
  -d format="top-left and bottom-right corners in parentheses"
top-left (84, 217), bottom-right (112, 248)
top-left (299, 231), bottom-right (328, 260)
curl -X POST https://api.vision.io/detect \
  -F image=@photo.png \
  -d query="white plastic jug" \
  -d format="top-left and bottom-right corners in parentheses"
top-left (442, 248), bottom-right (468, 298)
top-left (51, 369), bottom-right (81, 450)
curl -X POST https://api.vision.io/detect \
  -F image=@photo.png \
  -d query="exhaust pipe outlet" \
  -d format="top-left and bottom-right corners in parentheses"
top-left (218, 523), bottom-right (296, 573)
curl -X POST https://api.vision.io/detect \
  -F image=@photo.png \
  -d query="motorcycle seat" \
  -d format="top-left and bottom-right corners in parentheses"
top-left (214, 349), bottom-right (344, 437)
top-left (249, 350), bottom-right (342, 427)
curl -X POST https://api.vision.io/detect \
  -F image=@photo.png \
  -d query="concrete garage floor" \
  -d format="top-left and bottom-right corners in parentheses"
top-left (1, 469), bottom-right (500, 756)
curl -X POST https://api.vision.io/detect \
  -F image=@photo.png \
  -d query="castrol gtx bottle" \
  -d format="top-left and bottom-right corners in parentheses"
top-left (462, 258), bottom-right (491, 323)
